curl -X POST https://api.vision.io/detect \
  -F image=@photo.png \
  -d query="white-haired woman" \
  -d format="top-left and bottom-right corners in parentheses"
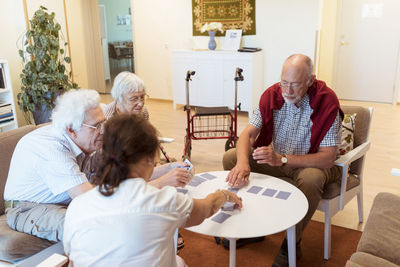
top-left (103, 71), bottom-right (149, 120)
top-left (88, 72), bottom-right (192, 190)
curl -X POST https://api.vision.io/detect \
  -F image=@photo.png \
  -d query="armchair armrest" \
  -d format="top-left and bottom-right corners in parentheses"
top-left (334, 141), bottom-right (371, 167)
top-left (334, 141), bottom-right (371, 210)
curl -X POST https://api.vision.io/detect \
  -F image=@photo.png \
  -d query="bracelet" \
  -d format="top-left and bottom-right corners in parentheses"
top-left (217, 189), bottom-right (229, 202)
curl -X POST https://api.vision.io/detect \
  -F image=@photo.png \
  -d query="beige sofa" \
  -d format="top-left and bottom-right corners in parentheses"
top-left (346, 192), bottom-right (400, 267)
top-left (0, 125), bottom-right (55, 263)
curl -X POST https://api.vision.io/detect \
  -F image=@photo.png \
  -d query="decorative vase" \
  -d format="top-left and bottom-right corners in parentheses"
top-left (208, 30), bottom-right (217, 50)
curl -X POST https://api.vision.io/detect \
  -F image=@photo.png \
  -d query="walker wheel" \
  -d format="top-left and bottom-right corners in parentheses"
top-left (225, 137), bottom-right (236, 151)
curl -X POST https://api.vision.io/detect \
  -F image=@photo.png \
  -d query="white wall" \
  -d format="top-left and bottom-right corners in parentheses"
top-left (132, 0), bottom-right (320, 100)
top-left (98, 0), bottom-right (132, 43)
top-left (0, 1), bottom-right (31, 125)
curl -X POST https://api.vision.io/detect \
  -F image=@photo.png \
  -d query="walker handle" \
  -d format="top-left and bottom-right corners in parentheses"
top-left (235, 68), bottom-right (244, 81)
top-left (186, 70), bottom-right (196, 81)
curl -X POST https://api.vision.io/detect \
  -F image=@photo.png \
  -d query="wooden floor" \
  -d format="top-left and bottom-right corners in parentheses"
top-left (100, 94), bottom-right (400, 231)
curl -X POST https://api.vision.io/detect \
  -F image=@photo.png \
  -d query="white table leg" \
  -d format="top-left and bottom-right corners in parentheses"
top-left (228, 238), bottom-right (237, 267)
top-left (286, 226), bottom-right (296, 267)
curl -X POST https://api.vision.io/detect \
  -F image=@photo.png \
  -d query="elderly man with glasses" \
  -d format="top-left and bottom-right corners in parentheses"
top-left (222, 54), bottom-right (343, 267)
top-left (4, 89), bottom-right (104, 242)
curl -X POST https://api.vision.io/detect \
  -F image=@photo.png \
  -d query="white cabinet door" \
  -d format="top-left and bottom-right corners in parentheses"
top-left (193, 57), bottom-right (224, 107)
top-left (172, 50), bottom-right (263, 114)
top-left (222, 59), bottom-right (252, 111)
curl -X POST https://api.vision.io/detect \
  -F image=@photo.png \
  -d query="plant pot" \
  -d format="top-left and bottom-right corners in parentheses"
top-left (32, 104), bottom-right (52, 125)
top-left (31, 90), bottom-right (64, 125)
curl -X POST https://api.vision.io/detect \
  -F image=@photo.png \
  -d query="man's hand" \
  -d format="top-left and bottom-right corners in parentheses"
top-left (252, 146), bottom-right (282, 166)
top-left (225, 163), bottom-right (250, 188)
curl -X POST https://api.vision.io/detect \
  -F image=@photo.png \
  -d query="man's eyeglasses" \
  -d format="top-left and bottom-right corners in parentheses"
top-left (279, 81), bottom-right (303, 90)
top-left (82, 121), bottom-right (105, 131)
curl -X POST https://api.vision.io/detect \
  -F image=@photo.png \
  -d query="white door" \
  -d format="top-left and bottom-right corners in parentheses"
top-left (98, 5), bottom-right (110, 81)
top-left (334, 0), bottom-right (400, 103)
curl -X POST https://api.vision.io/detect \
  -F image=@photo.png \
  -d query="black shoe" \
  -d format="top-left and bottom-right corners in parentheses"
top-left (222, 236), bottom-right (265, 249)
top-left (271, 239), bottom-right (302, 267)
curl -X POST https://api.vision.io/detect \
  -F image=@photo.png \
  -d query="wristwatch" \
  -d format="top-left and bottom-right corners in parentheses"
top-left (281, 154), bottom-right (288, 166)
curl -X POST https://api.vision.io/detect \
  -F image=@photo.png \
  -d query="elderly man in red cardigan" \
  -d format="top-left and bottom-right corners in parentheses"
top-left (223, 54), bottom-right (343, 267)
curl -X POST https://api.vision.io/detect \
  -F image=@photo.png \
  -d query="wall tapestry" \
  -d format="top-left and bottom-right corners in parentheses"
top-left (192, 0), bottom-right (256, 36)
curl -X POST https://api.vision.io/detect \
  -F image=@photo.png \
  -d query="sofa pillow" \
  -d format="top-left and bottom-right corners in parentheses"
top-left (339, 113), bottom-right (356, 155)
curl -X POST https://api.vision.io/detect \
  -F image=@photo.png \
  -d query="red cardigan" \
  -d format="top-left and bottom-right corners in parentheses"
top-left (253, 80), bottom-right (343, 154)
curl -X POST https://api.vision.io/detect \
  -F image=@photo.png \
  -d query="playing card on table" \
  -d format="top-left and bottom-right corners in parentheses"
top-left (276, 191), bottom-right (291, 200)
top-left (262, 188), bottom-right (277, 197)
top-left (188, 176), bottom-right (207, 187)
top-left (247, 186), bottom-right (263, 194)
top-left (176, 188), bottom-right (188, 194)
top-left (200, 173), bottom-right (217, 180)
top-left (211, 212), bottom-right (232, 223)
top-left (227, 187), bottom-right (239, 194)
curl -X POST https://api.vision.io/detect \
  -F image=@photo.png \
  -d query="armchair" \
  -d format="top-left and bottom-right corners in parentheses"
top-left (317, 105), bottom-right (373, 260)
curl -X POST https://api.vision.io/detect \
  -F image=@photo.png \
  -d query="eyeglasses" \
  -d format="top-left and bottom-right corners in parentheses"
top-left (128, 94), bottom-right (149, 103)
top-left (82, 121), bottom-right (105, 131)
top-left (279, 81), bottom-right (304, 90)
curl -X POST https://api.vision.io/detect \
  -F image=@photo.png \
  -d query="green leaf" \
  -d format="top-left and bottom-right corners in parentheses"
top-left (49, 59), bottom-right (57, 71)
top-left (64, 57), bottom-right (70, 63)
top-left (26, 46), bottom-right (33, 54)
top-left (60, 49), bottom-right (64, 54)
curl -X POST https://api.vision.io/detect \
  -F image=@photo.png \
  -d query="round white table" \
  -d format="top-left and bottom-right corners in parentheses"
top-left (184, 171), bottom-right (308, 267)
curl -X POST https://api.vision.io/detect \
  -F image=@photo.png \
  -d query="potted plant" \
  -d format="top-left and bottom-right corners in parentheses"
top-left (18, 6), bottom-right (78, 124)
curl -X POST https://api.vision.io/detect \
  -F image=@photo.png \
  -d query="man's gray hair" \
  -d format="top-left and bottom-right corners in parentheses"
top-left (52, 89), bottom-right (100, 134)
top-left (111, 71), bottom-right (146, 103)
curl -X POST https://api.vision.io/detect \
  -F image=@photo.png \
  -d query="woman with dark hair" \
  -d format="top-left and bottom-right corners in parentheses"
top-left (63, 114), bottom-right (242, 266)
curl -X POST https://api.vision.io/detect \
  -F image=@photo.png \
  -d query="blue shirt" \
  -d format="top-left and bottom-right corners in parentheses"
top-left (4, 125), bottom-right (88, 204)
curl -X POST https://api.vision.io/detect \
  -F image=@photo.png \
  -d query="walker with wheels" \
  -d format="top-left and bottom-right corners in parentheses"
top-left (183, 68), bottom-right (244, 159)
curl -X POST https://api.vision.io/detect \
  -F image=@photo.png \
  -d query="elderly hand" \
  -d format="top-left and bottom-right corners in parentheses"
top-left (225, 162), bottom-right (250, 188)
top-left (222, 190), bottom-right (243, 210)
top-left (159, 168), bottom-right (191, 188)
top-left (168, 161), bottom-right (195, 179)
top-left (252, 146), bottom-right (282, 166)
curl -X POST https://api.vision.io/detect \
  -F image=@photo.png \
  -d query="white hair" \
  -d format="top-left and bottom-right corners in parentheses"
top-left (52, 89), bottom-right (100, 134)
top-left (111, 71), bottom-right (146, 103)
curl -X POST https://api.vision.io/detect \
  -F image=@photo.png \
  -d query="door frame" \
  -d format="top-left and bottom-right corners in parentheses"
top-left (85, 0), bottom-right (106, 93)
top-left (332, 0), bottom-right (400, 104)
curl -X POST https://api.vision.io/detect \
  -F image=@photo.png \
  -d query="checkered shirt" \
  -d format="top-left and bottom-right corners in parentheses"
top-left (250, 94), bottom-right (341, 155)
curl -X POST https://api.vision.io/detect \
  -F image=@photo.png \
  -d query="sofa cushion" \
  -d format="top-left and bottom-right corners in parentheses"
top-left (0, 215), bottom-right (54, 262)
top-left (357, 192), bottom-right (400, 265)
top-left (349, 252), bottom-right (399, 267)
top-left (0, 125), bottom-right (37, 215)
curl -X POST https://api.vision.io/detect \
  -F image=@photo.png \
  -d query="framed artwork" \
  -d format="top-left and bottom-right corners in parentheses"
top-left (192, 0), bottom-right (256, 36)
